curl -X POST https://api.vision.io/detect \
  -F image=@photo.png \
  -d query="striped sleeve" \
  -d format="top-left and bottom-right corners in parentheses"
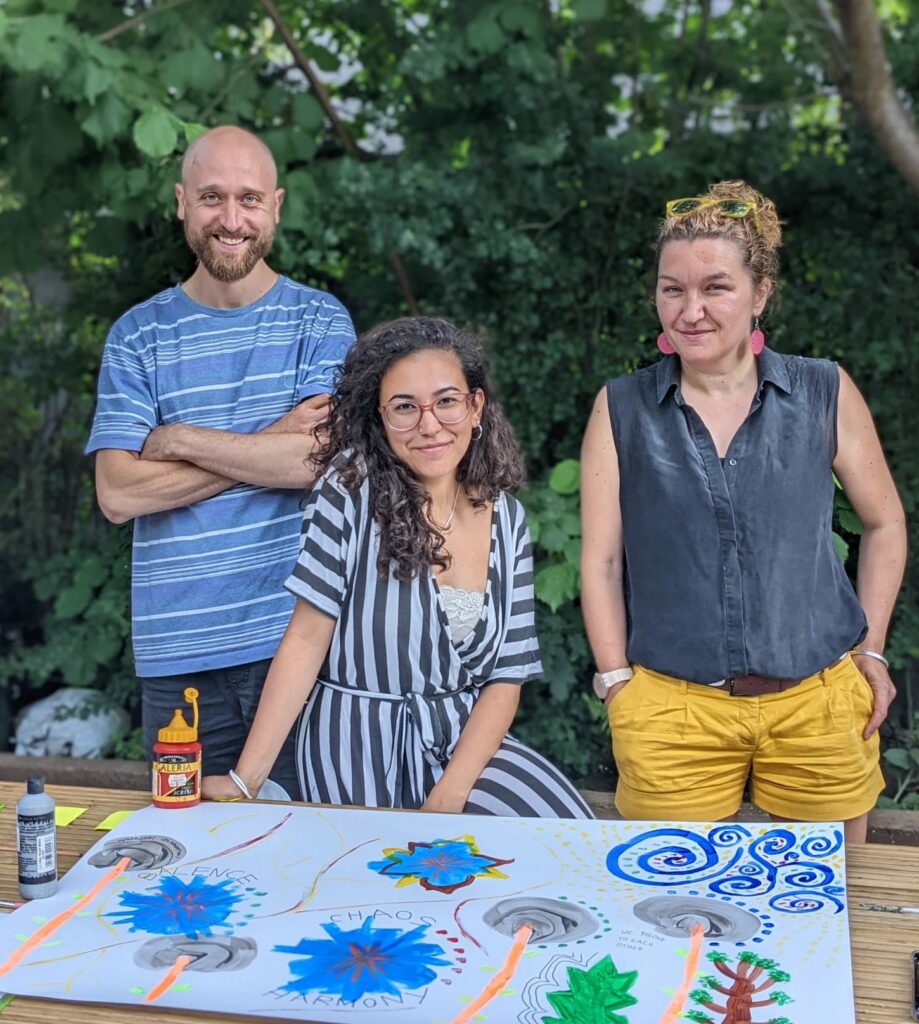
top-left (484, 500), bottom-right (543, 686)
top-left (284, 472), bottom-right (356, 619)
top-left (296, 296), bottom-right (355, 401)
top-left (85, 324), bottom-right (157, 454)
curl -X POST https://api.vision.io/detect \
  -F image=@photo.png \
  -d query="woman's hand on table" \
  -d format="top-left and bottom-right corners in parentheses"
top-left (202, 775), bottom-right (247, 801)
top-left (420, 782), bottom-right (469, 814)
top-left (852, 654), bottom-right (897, 739)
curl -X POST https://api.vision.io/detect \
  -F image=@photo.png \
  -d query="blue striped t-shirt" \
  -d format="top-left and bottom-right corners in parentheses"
top-left (86, 276), bottom-right (355, 677)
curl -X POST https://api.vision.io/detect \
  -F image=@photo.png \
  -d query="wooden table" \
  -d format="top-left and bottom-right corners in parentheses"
top-left (0, 782), bottom-right (917, 1023)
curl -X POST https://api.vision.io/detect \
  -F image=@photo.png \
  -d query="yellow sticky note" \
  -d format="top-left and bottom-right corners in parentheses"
top-left (54, 807), bottom-right (88, 827)
top-left (95, 810), bottom-right (135, 831)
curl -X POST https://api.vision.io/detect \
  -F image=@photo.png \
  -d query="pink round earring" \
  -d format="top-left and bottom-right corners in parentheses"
top-left (657, 332), bottom-right (676, 355)
top-left (750, 316), bottom-right (765, 355)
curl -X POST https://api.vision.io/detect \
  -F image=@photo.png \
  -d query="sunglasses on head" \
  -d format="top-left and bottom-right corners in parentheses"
top-left (665, 197), bottom-right (761, 235)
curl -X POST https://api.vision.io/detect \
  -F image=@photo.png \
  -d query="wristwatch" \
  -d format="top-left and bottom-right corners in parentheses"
top-left (592, 666), bottom-right (634, 700)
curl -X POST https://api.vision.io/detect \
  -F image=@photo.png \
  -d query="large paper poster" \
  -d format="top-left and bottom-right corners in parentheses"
top-left (0, 803), bottom-right (853, 1022)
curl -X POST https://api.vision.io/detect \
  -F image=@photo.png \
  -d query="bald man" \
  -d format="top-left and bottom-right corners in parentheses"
top-left (86, 127), bottom-right (356, 799)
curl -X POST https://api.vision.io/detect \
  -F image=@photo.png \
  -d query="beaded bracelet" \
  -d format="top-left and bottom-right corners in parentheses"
top-left (853, 648), bottom-right (890, 669)
top-left (228, 769), bottom-right (253, 799)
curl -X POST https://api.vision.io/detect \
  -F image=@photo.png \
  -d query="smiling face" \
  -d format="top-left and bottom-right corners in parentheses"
top-left (175, 127), bottom-right (284, 283)
top-left (378, 349), bottom-right (484, 488)
top-left (656, 238), bottom-right (771, 368)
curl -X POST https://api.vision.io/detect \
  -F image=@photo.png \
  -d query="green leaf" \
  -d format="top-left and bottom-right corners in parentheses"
top-left (183, 122), bottom-right (208, 144)
top-left (291, 92), bottom-right (325, 133)
top-left (161, 43), bottom-right (222, 93)
top-left (54, 582), bottom-right (93, 619)
top-left (133, 107), bottom-right (179, 159)
top-left (12, 15), bottom-right (69, 74)
top-left (466, 17), bottom-right (506, 55)
top-left (498, 4), bottom-right (542, 36)
top-left (82, 61), bottom-right (113, 104)
top-left (832, 532), bottom-right (849, 562)
top-left (837, 508), bottom-right (862, 535)
top-left (572, 0), bottom-right (607, 20)
top-left (883, 747), bottom-right (911, 770)
top-left (535, 562), bottom-right (578, 612)
top-left (549, 459), bottom-right (581, 495)
top-left (81, 92), bottom-right (130, 143)
top-left (539, 523), bottom-right (570, 553)
top-left (74, 557), bottom-right (108, 591)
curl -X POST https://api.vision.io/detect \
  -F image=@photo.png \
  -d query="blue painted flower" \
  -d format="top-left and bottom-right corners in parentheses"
top-left (106, 876), bottom-right (242, 937)
top-left (275, 919), bottom-right (449, 1002)
top-left (368, 835), bottom-right (512, 893)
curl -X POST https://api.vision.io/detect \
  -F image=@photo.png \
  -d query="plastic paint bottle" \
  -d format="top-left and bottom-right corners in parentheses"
top-left (17, 777), bottom-right (58, 900)
top-left (152, 687), bottom-right (202, 809)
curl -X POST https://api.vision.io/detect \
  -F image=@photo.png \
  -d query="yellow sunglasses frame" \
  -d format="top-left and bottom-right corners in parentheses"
top-left (665, 197), bottom-right (761, 235)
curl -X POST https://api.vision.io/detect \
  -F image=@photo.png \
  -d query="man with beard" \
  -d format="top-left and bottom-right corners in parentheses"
top-left (86, 126), bottom-right (355, 799)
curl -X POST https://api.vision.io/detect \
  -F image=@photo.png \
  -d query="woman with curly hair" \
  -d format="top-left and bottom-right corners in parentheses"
top-left (580, 180), bottom-right (906, 842)
top-left (204, 317), bottom-right (592, 817)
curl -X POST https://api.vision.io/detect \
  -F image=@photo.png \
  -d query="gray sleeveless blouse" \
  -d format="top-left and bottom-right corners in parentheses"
top-left (606, 347), bottom-right (867, 683)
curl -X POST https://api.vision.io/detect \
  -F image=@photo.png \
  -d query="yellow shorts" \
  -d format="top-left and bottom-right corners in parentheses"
top-left (608, 654), bottom-right (884, 821)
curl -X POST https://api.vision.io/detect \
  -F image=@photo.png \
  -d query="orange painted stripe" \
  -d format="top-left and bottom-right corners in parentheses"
top-left (0, 856), bottom-right (132, 977)
top-left (449, 923), bottom-right (533, 1024)
top-left (143, 954), bottom-right (194, 1004)
top-left (658, 922), bottom-right (705, 1024)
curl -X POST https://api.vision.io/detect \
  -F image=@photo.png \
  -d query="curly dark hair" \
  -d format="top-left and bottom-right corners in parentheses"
top-left (311, 317), bottom-right (525, 581)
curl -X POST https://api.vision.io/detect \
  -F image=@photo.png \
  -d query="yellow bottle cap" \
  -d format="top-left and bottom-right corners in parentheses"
top-left (157, 687), bottom-right (199, 744)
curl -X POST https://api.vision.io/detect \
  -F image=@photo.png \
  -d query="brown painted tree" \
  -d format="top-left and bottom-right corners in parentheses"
top-left (685, 951), bottom-right (793, 1024)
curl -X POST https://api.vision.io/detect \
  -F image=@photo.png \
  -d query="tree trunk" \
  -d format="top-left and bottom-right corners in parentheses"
top-left (832, 0), bottom-right (919, 194)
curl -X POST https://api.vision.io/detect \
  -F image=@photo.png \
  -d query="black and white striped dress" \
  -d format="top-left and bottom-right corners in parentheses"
top-left (284, 468), bottom-right (593, 819)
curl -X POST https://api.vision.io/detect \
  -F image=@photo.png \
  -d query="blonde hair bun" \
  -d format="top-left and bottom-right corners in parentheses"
top-left (657, 179), bottom-right (782, 288)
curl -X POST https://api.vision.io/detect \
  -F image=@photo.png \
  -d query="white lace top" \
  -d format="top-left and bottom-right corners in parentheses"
top-left (438, 585), bottom-right (486, 643)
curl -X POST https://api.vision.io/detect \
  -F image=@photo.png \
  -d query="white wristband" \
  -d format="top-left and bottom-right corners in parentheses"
top-left (228, 769), bottom-right (253, 799)
top-left (853, 648), bottom-right (889, 670)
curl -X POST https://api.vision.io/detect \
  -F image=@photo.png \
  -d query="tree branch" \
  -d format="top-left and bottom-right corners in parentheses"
top-left (96, 0), bottom-right (196, 42)
top-left (832, 0), bottom-right (919, 194)
top-left (259, 0), bottom-right (368, 162)
top-left (258, 0), bottom-right (420, 313)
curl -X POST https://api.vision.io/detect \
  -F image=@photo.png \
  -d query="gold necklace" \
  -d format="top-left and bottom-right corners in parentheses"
top-left (431, 485), bottom-right (461, 532)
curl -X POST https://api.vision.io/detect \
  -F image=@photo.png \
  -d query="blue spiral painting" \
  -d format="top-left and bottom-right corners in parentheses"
top-left (606, 825), bottom-right (845, 914)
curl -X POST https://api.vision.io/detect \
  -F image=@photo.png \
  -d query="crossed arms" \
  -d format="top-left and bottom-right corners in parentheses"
top-left (95, 395), bottom-right (329, 524)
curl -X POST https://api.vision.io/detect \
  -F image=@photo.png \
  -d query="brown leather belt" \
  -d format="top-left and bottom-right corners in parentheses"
top-left (709, 674), bottom-right (805, 697)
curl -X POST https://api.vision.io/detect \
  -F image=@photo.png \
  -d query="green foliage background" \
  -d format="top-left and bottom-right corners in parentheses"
top-left (0, 0), bottom-right (916, 798)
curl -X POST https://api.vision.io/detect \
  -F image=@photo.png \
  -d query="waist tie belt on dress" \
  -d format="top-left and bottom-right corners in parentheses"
top-left (314, 678), bottom-right (476, 759)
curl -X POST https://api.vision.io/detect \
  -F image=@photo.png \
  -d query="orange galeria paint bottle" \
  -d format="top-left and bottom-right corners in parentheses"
top-left (151, 687), bottom-right (201, 809)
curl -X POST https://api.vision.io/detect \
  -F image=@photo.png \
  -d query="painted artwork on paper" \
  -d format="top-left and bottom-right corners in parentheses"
top-left (0, 805), bottom-right (855, 1022)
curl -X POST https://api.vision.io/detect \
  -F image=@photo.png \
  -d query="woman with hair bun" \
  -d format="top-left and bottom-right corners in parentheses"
top-left (580, 180), bottom-right (906, 841)
top-left (204, 316), bottom-right (592, 818)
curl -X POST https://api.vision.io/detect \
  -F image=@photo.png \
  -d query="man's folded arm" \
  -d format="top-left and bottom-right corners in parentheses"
top-left (95, 449), bottom-right (235, 524)
top-left (94, 394), bottom-right (331, 523)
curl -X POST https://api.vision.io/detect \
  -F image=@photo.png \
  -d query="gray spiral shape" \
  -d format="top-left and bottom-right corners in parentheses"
top-left (88, 835), bottom-right (187, 871)
top-left (632, 895), bottom-right (761, 940)
top-left (134, 936), bottom-right (258, 972)
top-left (482, 898), bottom-right (599, 944)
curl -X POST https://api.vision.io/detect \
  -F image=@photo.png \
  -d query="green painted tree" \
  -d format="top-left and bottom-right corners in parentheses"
top-left (541, 955), bottom-right (638, 1024)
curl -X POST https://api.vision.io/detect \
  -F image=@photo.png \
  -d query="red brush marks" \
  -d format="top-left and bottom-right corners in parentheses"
top-left (183, 813), bottom-right (293, 866)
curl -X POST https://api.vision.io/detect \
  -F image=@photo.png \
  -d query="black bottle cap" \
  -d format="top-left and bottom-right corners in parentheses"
top-left (26, 777), bottom-right (44, 795)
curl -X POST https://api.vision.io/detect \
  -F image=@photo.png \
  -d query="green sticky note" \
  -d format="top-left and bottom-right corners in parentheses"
top-left (55, 806), bottom-right (88, 827)
top-left (95, 810), bottom-right (135, 831)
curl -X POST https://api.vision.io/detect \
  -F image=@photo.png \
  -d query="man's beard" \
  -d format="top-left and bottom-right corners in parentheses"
top-left (184, 224), bottom-right (274, 283)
